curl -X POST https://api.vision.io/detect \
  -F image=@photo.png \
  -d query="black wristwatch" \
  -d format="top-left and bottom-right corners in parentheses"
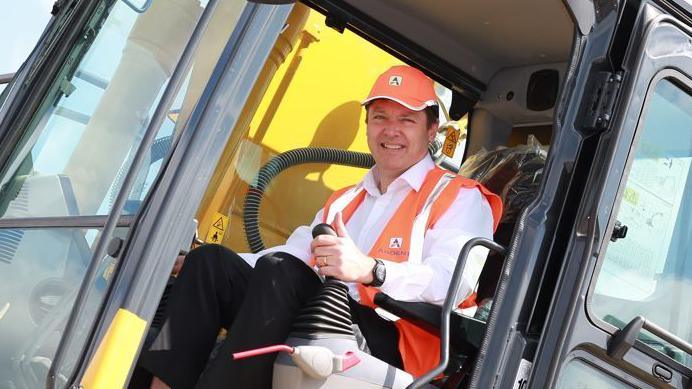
top-left (367, 258), bottom-right (386, 287)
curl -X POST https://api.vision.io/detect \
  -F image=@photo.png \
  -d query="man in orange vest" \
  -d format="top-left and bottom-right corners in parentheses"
top-left (133, 65), bottom-right (501, 389)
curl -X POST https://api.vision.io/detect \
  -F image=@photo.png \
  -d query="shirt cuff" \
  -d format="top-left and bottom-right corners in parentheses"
top-left (376, 259), bottom-right (434, 302)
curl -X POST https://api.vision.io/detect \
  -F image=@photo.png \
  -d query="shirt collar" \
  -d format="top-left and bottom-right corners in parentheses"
top-left (361, 154), bottom-right (435, 196)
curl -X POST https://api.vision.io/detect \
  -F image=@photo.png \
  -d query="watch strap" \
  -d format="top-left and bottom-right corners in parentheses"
top-left (367, 258), bottom-right (386, 287)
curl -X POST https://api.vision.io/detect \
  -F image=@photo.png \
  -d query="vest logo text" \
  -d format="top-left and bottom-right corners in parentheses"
top-left (377, 248), bottom-right (409, 257)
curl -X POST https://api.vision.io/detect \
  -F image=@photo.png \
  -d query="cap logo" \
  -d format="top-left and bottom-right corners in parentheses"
top-left (388, 75), bottom-right (402, 86)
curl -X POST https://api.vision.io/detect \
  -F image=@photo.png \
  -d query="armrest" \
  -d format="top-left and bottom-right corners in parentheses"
top-left (374, 292), bottom-right (442, 328)
top-left (374, 292), bottom-right (486, 351)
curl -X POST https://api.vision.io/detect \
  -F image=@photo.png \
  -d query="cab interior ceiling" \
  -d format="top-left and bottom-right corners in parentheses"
top-left (341, 0), bottom-right (574, 85)
top-left (329, 0), bottom-right (576, 151)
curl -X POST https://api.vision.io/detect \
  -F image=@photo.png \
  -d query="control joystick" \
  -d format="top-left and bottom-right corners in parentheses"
top-left (312, 223), bottom-right (337, 239)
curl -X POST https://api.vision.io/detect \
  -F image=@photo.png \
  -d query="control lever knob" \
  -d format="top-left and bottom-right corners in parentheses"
top-left (312, 223), bottom-right (336, 238)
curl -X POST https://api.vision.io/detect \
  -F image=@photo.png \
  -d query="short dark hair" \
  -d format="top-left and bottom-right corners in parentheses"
top-left (364, 102), bottom-right (439, 128)
top-left (422, 105), bottom-right (439, 128)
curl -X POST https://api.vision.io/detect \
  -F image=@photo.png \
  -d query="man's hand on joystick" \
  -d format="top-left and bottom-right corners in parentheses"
top-left (310, 212), bottom-right (376, 284)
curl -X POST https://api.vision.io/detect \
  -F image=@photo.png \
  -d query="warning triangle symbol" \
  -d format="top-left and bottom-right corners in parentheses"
top-left (213, 217), bottom-right (225, 231)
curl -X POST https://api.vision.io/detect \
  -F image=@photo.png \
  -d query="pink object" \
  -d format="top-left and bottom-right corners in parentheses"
top-left (232, 344), bottom-right (294, 360)
top-left (341, 351), bottom-right (360, 371)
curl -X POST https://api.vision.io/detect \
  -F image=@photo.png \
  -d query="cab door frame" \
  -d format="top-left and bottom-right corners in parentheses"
top-left (0, 0), bottom-right (293, 386)
top-left (532, 0), bottom-right (692, 387)
top-left (57, 3), bottom-right (294, 387)
top-left (462, 0), bottom-right (626, 386)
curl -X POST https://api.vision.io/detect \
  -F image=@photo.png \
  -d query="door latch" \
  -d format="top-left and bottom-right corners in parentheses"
top-left (610, 220), bottom-right (628, 242)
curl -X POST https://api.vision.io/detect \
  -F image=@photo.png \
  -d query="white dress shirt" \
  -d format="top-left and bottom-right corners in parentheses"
top-left (239, 155), bottom-right (494, 305)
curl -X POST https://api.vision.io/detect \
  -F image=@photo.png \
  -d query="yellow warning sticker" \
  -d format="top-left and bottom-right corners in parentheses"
top-left (205, 212), bottom-right (229, 244)
top-left (442, 127), bottom-right (461, 158)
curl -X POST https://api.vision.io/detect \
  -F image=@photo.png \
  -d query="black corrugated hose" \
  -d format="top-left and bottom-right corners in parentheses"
top-left (290, 279), bottom-right (355, 338)
top-left (243, 147), bottom-right (374, 253)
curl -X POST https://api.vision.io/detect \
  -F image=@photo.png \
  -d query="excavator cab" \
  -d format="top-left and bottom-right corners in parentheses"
top-left (0, 0), bottom-right (691, 388)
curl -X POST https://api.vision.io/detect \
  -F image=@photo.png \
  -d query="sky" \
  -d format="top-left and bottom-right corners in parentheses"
top-left (0, 0), bottom-right (54, 94)
top-left (0, 0), bottom-right (55, 75)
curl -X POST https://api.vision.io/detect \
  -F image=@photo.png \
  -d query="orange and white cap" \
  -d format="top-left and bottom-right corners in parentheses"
top-left (362, 65), bottom-right (437, 111)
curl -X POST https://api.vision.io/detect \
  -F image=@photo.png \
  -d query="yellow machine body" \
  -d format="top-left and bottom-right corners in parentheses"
top-left (196, 5), bottom-right (402, 252)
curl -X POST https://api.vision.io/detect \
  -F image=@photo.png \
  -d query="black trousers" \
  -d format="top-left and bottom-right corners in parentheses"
top-left (133, 244), bottom-right (402, 389)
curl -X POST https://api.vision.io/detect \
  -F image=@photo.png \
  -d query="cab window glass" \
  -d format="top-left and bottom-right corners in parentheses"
top-left (0, 0), bottom-right (245, 218)
top-left (591, 78), bottom-right (692, 365)
top-left (0, 0), bottom-right (247, 386)
top-left (0, 226), bottom-right (128, 388)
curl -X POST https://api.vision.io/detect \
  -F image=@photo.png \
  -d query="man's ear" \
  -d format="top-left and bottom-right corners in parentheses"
top-left (428, 121), bottom-right (439, 141)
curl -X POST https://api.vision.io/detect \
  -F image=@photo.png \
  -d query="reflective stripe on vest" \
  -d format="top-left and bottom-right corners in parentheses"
top-left (408, 172), bottom-right (456, 264)
top-left (320, 167), bottom-right (502, 377)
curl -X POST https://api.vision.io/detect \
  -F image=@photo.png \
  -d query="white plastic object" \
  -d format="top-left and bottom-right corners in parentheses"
top-left (290, 346), bottom-right (361, 379)
top-left (290, 346), bottom-right (334, 379)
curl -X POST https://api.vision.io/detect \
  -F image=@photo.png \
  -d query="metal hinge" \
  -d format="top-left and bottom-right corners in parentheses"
top-left (582, 71), bottom-right (623, 133)
top-left (58, 77), bottom-right (76, 98)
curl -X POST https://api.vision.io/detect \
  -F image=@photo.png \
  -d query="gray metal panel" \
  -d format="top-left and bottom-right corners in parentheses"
top-left (532, 3), bottom-right (692, 388)
top-left (0, 215), bottom-right (132, 228)
top-left (468, 3), bottom-right (622, 388)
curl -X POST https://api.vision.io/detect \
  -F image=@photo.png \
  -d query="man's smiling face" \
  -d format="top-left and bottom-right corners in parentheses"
top-left (366, 99), bottom-right (437, 181)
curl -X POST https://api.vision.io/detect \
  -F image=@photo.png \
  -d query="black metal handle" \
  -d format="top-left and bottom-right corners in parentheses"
top-left (608, 315), bottom-right (692, 359)
top-left (408, 237), bottom-right (506, 389)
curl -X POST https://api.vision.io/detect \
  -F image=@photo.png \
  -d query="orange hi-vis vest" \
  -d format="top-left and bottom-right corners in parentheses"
top-left (319, 167), bottom-right (502, 378)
